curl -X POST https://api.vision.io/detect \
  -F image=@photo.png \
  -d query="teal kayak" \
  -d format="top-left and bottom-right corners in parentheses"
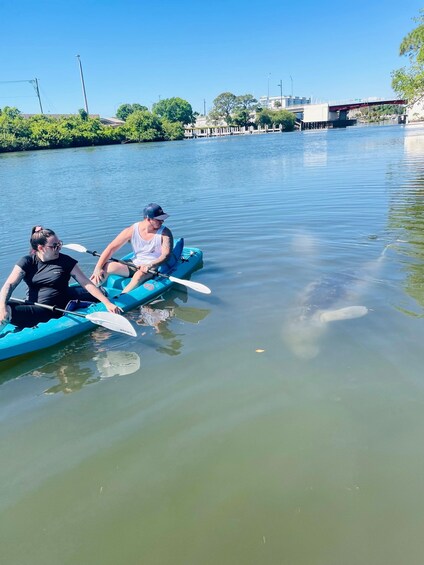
top-left (0, 243), bottom-right (204, 362)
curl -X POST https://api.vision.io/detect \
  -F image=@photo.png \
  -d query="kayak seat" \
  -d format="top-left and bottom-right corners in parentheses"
top-left (65, 299), bottom-right (95, 312)
top-left (106, 275), bottom-right (131, 290)
top-left (158, 238), bottom-right (184, 274)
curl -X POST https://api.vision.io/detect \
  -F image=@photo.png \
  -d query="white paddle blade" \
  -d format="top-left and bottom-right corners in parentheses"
top-left (168, 275), bottom-right (212, 294)
top-left (86, 311), bottom-right (137, 336)
top-left (63, 243), bottom-right (88, 253)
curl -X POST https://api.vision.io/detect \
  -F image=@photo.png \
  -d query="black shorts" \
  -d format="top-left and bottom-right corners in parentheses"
top-left (9, 303), bottom-right (62, 328)
top-left (126, 262), bottom-right (138, 276)
top-left (8, 287), bottom-right (103, 329)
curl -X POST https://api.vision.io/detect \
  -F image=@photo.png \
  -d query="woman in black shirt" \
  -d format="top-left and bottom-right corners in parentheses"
top-left (0, 226), bottom-right (120, 328)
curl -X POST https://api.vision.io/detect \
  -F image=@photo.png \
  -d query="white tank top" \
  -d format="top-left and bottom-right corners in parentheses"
top-left (131, 222), bottom-right (164, 266)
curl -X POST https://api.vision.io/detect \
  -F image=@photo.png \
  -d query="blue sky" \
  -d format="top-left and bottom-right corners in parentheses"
top-left (0, 0), bottom-right (422, 116)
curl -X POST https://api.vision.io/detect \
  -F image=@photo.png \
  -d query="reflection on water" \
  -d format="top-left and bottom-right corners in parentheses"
top-left (0, 327), bottom-right (141, 394)
top-left (42, 350), bottom-right (141, 394)
top-left (0, 289), bottom-right (210, 392)
top-left (96, 350), bottom-right (141, 378)
top-left (132, 291), bottom-right (210, 356)
top-left (388, 131), bottom-right (424, 314)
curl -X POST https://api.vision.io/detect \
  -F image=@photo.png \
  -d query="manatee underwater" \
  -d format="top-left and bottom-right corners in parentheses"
top-left (282, 238), bottom-right (398, 359)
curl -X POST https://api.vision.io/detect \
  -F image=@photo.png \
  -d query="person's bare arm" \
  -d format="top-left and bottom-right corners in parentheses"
top-left (0, 265), bottom-right (25, 322)
top-left (72, 265), bottom-right (122, 314)
top-left (90, 226), bottom-right (133, 284)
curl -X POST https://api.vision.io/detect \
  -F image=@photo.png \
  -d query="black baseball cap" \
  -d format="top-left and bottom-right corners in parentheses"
top-left (143, 203), bottom-right (169, 221)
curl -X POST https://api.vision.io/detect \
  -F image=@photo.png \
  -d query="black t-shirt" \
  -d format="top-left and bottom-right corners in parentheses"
top-left (17, 253), bottom-right (78, 308)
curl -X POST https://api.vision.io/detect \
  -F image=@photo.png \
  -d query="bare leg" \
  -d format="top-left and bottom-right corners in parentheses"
top-left (121, 271), bottom-right (153, 294)
top-left (91, 262), bottom-right (130, 286)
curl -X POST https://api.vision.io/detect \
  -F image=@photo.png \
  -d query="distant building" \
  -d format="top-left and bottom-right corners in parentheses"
top-left (258, 95), bottom-right (311, 110)
top-left (100, 116), bottom-right (125, 127)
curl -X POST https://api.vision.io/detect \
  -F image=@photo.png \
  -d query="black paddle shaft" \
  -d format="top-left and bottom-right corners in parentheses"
top-left (9, 298), bottom-right (87, 319)
top-left (87, 248), bottom-right (164, 277)
top-left (87, 249), bottom-right (134, 267)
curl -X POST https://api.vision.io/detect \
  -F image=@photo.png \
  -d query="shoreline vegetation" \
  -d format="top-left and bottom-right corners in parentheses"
top-left (0, 94), bottom-right (407, 155)
top-left (0, 93), bottom-right (297, 154)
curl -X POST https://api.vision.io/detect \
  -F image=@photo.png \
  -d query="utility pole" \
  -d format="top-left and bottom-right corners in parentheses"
top-left (33, 78), bottom-right (43, 114)
top-left (76, 55), bottom-right (89, 115)
top-left (277, 79), bottom-right (283, 107)
top-left (290, 75), bottom-right (293, 99)
top-left (267, 73), bottom-right (271, 108)
top-left (203, 99), bottom-right (206, 116)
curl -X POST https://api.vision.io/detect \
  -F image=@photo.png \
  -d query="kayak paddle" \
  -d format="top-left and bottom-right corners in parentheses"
top-left (9, 298), bottom-right (137, 337)
top-left (63, 243), bottom-right (212, 295)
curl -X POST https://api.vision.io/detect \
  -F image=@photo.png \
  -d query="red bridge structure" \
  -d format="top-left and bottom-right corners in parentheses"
top-left (297, 98), bottom-right (407, 130)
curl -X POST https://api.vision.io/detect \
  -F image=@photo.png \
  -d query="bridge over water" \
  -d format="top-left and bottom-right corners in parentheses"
top-left (184, 99), bottom-right (407, 138)
top-left (285, 98), bottom-right (406, 130)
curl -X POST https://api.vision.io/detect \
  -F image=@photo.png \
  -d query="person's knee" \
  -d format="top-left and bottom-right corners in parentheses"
top-left (133, 270), bottom-right (146, 281)
top-left (108, 263), bottom-right (131, 277)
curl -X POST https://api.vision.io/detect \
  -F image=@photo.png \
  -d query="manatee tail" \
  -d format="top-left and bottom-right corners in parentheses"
top-left (318, 306), bottom-right (368, 323)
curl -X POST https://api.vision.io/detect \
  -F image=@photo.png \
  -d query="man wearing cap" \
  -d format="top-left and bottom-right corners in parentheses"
top-left (90, 203), bottom-right (173, 294)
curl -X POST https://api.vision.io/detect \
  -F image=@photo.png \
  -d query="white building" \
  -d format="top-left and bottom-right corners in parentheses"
top-left (259, 95), bottom-right (311, 109)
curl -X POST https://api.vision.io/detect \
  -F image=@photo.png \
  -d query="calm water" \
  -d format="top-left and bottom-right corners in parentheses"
top-left (1, 125), bottom-right (424, 565)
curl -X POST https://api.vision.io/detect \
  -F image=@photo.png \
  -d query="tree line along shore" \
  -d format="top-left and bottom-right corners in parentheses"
top-left (0, 94), bottom-right (297, 153)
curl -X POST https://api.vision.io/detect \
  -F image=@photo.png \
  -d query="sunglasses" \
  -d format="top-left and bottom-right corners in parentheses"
top-left (45, 241), bottom-right (63, 250)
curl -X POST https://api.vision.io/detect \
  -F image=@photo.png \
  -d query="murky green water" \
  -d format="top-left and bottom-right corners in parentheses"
top-left (1, 125), bottom-right (424, 564)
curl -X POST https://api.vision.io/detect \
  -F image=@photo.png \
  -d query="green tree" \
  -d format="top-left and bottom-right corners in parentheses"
top-left (78, 108), bottom-right (88, 121)
top-left (255, 109), bottom-right (273, 126)
top-left (209, 92), bottom-right (258, 126)
top-left (272, 109), bottom-right (296, 131)
top-left (236, 94), bottom-right (258, 111)
top-left (209, 92), bottom-right (238, 124)
top-left (116, 103), bottom-right (148, 121)
top-left (1, 106), bottom-right (21, 119)
top-left (125, 110), bottom-right (164, 141)
top-left (392, 9), bottom-right (424, 104)
top-left (0, 107), bottom-right (31, 151)
top-left (131, 103), bottom-right (148, 113)
top-left (152, 97), bottom-right (193, 125)
top-left (116, 104), bottom-right (133, 120)
top-left (358, 104), bottom-right (405, 123)
top-left (232, 109), bottom-right (253, 127)
top-left (232, 94), bottom-right (258, 127)
top-left (0, 108), bottom-right (123, 152)
top-left (161, 118), bottom-right (185, 140)
top-left (255, 108), bottom-right (295, 131)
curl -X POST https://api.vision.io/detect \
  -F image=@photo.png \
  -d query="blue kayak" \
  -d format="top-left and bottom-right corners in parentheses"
top-left (0, 243), bottom-right (204, 362)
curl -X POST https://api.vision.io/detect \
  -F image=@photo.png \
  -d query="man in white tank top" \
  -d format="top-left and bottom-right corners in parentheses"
top-left (90, 203), bottom-right (173, 294)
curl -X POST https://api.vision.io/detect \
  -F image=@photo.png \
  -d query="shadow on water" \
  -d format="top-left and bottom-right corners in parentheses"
top-left (0, 288), bottom-right (211, 392)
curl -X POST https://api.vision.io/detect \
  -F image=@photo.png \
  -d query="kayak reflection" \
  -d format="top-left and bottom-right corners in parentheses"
top-left (96, 350), bottom-right (140, 378)
top-left (134, 293), bottom-right (210, 356)
top-left (41, 350), bottom-right (141, 394)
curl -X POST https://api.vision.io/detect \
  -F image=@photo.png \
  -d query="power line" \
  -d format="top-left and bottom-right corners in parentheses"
top-left (0, 78), bottom-right (44, 113)
top-left (0, 79), bottom-right (34, 84)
